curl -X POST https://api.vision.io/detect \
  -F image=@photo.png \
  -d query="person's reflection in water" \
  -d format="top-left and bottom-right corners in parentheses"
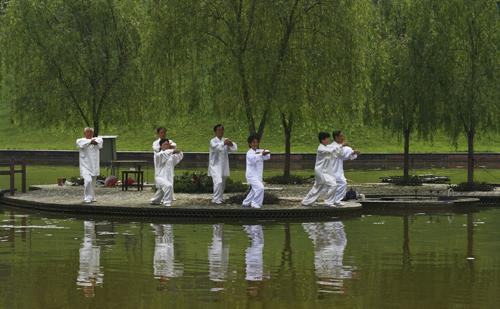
top-left (302, 221), bottom-right (354, 294)
top-left (208, 224), bottom-right (229, 292)
top-left (151, 224), bottom-right (183, 291)
top-left (244, 225), bottom-right (266, 296)
top-left (77, 221), bottom-right (103, 298)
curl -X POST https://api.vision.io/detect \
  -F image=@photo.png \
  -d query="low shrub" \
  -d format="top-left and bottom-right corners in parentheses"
top-left (226, 192), bottom-right (280, 205)
top-left (264, 174), bottom-right (313, 185)
top-left (380, 175), bottom-right (423, 186)
top-left (173, 172), bottom-right (247, 193)
top-left (451, 182), bottom-right (494, 192)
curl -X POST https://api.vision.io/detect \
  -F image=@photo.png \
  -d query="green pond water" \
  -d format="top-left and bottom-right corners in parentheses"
top-left (0, 205), bottom-right (499, 309)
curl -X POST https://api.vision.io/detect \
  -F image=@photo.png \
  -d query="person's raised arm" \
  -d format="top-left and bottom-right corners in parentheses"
top-left (210, 138), bottom-right (225, 152)
top-left (76, 138), bottom-right (91, 149)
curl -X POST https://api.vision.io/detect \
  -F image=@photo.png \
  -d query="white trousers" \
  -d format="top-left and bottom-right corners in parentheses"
top-left (242, 178), bottom-right (264, 208)
top-left (83, 175), bottom-right (97, 202)
top-left (151, 177), bottom-right (174, 206)
top-left (326, 176), bottom-right (347, 204)
top-left (212, 176), bottom-right (227, 203)
top-left (302, 182), bottom-right (338, 206)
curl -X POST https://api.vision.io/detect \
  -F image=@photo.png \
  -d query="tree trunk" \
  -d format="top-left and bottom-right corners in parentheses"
top-left (467, 129), bottom-right (475, 185)
top-left (281, 113), bottom-right (293, 181)
top-left (93, 119), bottom-right (100, 137)
top-left (403, 128), bottom-right (410, 182)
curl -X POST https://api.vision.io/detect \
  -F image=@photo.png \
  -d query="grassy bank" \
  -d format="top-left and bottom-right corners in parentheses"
top-left (1, 101), bottom-right (499, 153)
top-left (1, 166), bottom-right (499, 192)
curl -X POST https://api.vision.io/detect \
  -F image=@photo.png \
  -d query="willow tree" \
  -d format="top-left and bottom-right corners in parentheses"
top-left (436, 0), bottom-right (499, 185)
top-left (3, 0), bottom-right (140, 136)
top-left (371, 0), bottom-right (442, 181)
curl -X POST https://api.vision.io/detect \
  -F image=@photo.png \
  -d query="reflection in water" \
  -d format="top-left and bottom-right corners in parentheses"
top-left (208, 224), bottom-right (229, 291)
top-left (152, 224), bottom-right (183, 285)
top-left (302, 221), bottom-right (354, 294)
top-left (244, 225), bottom-right (265, 282)
top-left (77, 221), bottom-right (104, 298)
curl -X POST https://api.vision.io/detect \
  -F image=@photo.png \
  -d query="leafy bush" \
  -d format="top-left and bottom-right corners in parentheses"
top-left (264, 174), bottom-right (313, 185)
top-left (380, 175), bottom-right (423, 186)
top-left (173, 172), bottom-right (247, 193)
top-left (227, 192), bottom-right (280, 205)
top-left (451, 182), bottom-right (494, 192)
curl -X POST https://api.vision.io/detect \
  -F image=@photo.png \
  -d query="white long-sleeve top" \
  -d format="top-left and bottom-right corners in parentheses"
top-left (153, 150), bottom-right (183, 184)
top-left (314, 143), bottom-right (342, 184)
top-left (329, 142), bottom-right (358, 178)
top-left (245, 149), bottom-right (270, 181)
top-left (76, 137), bottom-right (103, 177)
top-left (152, 138), bottom-right (177, 152)
top-left (208, 137), bottom-right (237, 179)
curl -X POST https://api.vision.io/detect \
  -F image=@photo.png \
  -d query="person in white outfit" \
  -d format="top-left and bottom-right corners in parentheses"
top-left (76, 127), bottom-right (103, 203)
top-left (150, 139), bottom-right (183, 207)
top-left (302, 132), bottom-right (343, 207)
top-left (152, 127), bottom-right (177, 152)
top-left (77, 220), bottom-right (103, 297)
top-left (325, 131), bottom-right (360, 207)
top-left (208, 124), bottom-right (237, 204)
top-left (242, 135), bottom-right (271, 209)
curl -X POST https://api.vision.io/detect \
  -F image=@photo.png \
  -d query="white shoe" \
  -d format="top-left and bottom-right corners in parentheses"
top-left (83, 200), bottom-right (92, 204)
top-left (334, 202), bottom-right (346, 207)
top-left (91, 199), bottom-right (97, 203)
top-left (162, 202), bottom-right (172, 207)
top-left (250, 204), bottom-right (261, 209)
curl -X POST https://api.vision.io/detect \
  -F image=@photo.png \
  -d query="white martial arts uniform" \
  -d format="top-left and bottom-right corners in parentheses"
top-left (152, 224), bottom-right (183, 279)
top-left (325, 143), bottom-right (358, 205)
top-left (208, 224), bottom-right (229, 284)
top-left (302, 221), bottom-right (353, 293)
top-left (244, 225), bottom-right (265, 281)
top-left (208, 137), bottom-right (237, 204)
top-left (76, 137), bottom-right (103, 202)
top-left (153, 138), bottom-right (177, 200)
top-left (151, 149), bottom-right (183, 206)
top-left (242, 149), bottom-right (270, 208)
top-left (302, 143), bottom-right (342, 206)
top-left (77, 221), bottom-right (103, 288)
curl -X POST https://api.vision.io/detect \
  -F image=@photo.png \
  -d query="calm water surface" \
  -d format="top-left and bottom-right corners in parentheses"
top-left (1, 205), bottom-right (500, 308)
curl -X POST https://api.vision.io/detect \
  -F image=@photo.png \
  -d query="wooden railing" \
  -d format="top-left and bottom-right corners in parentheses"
top-left (0, 161), bottom-right (27, 196)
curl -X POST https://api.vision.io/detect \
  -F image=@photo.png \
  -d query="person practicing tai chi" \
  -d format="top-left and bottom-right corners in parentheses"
top-left (76, 127), bottom-right (103, 203)
top-left (152, 127), bottom-right (176, 153)
top-left (302, 132), bottom-right (342, 207)
top-left (150, 139), bottom-right (183, 207)
top-left (326, 130), bottom-right (360, 207)
top-left (242, 135), bottom-right (270, 209)
top-left (208, 124), bottom-right (238, 204)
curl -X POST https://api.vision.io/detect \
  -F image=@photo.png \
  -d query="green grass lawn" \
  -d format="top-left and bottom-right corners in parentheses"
top-left (1, 166), bottom-right (499, 192)
top-left (1, 100), bottom-right (499, 153)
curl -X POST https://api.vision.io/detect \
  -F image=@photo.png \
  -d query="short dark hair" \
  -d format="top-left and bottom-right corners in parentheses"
top-left (332, 130), bottom-right (343, 140)
top-left (159, 138), bottom-right (169, 146)
top-left (247, 134), bottom-right (259, 145)
top-left (318, 132), bottom-right (331, 142)
top-left (213, 124), bottom-right (224, 132)
top-left (156, 127), bottom-right (166, 134)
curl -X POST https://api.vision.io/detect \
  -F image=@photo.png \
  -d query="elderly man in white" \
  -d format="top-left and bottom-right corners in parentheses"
top-left (242, 135), bottom-right (271, 209)
top-left (208, 124), bottom-right (237, 204)
top-left (325, 131), bottom-right (360, 207)
top-left (150, 139), bottom-right (183, 207)
top-left (302, 132), bottom-right (343, 207)
top-left (76, 127), bottom-right (103, 203)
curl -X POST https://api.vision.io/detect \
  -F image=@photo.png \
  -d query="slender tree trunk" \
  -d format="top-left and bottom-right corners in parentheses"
top-left (467, 129), bottom-right (475, 185)
top-left (93, 119), bottom-right (100, 137)
top-left (403, 128), bottom-right (410, 182)
top-left (281, 113), bottom-right (293, 181)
